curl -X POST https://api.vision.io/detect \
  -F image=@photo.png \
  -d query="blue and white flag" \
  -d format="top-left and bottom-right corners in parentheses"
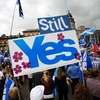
top-left (52, 68), bottom-right (58, 81)
top-left (2, 77), bottom-right (14, 100)
top-left (80, 27), bottom-right (95, 36)
top-left (79, 37), bottom-right (86, 48)
top-left (3, 51), bottom-right (8, 58)
top-left (16, 0), bottom-right (24, 18)
top-left (52, 68), bottom-right (58, 97)
top-left (79, 51), bottom-right (92, 82)
top-left (81, 51), bottom-right (92, 70)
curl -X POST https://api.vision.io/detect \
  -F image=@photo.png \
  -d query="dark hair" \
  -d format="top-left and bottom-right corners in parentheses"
top-left (74, 83), bottom-right (93, 100)
top-left (90, 68), bottom-right (100, 78)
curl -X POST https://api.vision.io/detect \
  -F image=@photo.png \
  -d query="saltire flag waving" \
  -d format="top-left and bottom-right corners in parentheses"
top-left (2, 77), bottom-right (14, 100)
top-left (81, 50), bottom-right (93, 70)
top-left (79, 50), bottom-right (93, 82)
top-left (80, 27), bottom-right (95, 36)
top-left (16, 0), bottom-right (24, 18)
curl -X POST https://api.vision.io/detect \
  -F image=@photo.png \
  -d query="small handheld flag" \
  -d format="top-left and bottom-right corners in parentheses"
top-left (2, 77), bottom-right (14, 100)
top-left (52, 68), bottom-right (58, 97)
top-left (16, 0), bottom-right (24, 18)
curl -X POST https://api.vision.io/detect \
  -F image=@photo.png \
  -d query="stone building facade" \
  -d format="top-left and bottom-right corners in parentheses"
top-left (0, 34), bottom-right (23, 52)
top-left (23, 29), bottom-right (40, 37)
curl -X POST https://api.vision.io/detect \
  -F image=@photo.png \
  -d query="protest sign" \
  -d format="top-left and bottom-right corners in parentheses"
top-left (8, 30), bottom-right (81, 77)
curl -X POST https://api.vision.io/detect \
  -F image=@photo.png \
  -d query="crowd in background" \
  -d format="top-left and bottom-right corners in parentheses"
top-left (0, 43), bottom-right (100, 100)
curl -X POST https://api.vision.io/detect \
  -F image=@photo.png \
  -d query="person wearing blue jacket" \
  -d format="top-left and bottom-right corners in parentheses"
top-left (67, 63), bottom-right (80, 95)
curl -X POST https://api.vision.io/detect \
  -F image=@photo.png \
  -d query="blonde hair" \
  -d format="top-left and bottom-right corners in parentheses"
top-left (5, 66), bottom-right (13, 79)
top-left (8, 87), bottom-right (19, 100)
top-left (43, 70), bottom-right (50, 86)
top-left (56, 68), bottom-right (65, 78)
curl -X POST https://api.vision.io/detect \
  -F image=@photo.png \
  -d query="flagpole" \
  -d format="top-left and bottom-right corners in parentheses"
top-left (81, 64), bottom-right (85, 85)
top-left (81, 50), bottom-right (87, 85)
top-left (10, 2), bottom-right (17, 36)
top-left (14, 77), bottom-right (21, 100)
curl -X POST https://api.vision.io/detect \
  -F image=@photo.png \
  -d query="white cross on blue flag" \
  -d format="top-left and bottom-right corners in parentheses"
top-left (2, 77), bottom-right (14, 100)
top-left (80, 27), bottom-right (96, 36)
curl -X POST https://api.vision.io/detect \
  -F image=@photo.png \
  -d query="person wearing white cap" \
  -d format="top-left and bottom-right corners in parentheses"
top-left (30, 85), bottom-right (44, 100)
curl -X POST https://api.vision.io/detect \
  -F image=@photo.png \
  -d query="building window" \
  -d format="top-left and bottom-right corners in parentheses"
top-left (25, 34), bottom-right (28, 36)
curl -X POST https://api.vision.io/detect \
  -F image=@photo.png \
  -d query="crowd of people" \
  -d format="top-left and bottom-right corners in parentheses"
top-left (0, 57), bottom-right (100, 100)
top-left (0, 43), bottom-right (100, 100)
top-left (0, 49), bottom-right (24, 100)
top-left (29, 66), bottom-right (100, 100)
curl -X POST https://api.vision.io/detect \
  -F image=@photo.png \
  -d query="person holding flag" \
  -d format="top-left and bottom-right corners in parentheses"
top-left (2, 77), bottom-right (14, 100)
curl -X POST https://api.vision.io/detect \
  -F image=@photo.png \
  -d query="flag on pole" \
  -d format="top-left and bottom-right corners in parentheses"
top-left (80, 27), bottom-right (95, 36)
top-left (16, 0), bottom-right (24, 18)
top-left (79, 37), bottom-right (86, 48)
top-left (2, 77), bottom-right (14, 100)
top-left (52, 68), bottom-right (58, 97)
top-left (81, 50), bottom-right (93, 70)
top-left (79, 50), bottom-right (92, 82)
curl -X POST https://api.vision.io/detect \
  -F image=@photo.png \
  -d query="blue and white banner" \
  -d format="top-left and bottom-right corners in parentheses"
top-left (2, 77), bottom-right (14, 100)
top-left (38, 15), bottom-right (71, 34)
top-left (8, 30), bottom-right (81, 77)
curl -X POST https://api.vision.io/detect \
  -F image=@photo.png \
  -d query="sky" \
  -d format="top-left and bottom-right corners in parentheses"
top-left (0, 0), bottom-right (100, 36)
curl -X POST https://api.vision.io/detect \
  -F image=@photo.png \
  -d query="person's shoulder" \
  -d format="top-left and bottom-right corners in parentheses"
top-left (0, 71), bottom-right (3, 75)
top-left (67, 66), bottom-right (72, 70)
top-left (86, 78), bottom-right (94, 83)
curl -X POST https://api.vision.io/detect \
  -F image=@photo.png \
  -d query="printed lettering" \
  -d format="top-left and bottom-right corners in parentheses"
top-left (14, 36), bottom-right (78, 68)
top-left (38, 15), bottom-right (71, 34)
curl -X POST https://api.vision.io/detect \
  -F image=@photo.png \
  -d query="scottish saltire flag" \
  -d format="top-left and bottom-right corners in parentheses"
top-left (16, 0), bottom-right (24, 18)
top-left (2, 77), bottom-right (14, 100)
top-left (80, 27), bottom-right (95, 36)
top-left (81, 50), bottom-right (92, 70)
top-left (79, 51), bottom-right (92, 82)
top-left (79, 37), bottom-right (86, 48)
top-left (52, 68), bottom-right (58, 97)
